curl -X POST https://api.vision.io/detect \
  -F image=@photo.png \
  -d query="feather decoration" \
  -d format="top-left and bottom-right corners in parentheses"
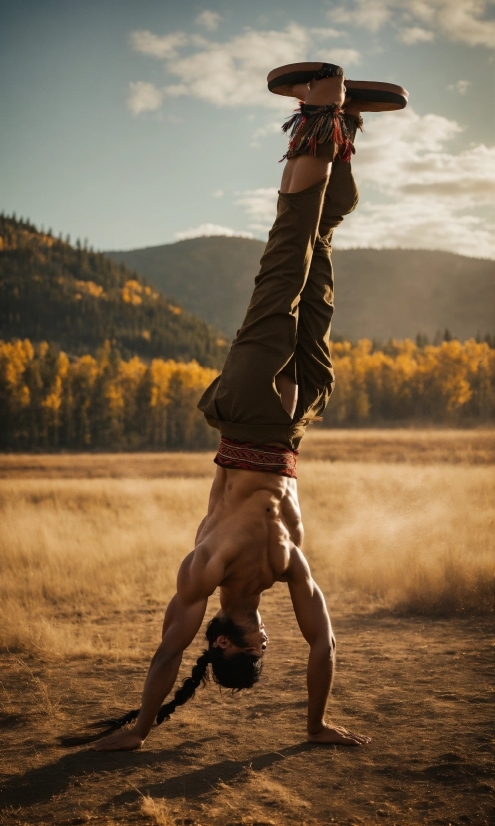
top-left (280, 103), bottom-right (355, 163)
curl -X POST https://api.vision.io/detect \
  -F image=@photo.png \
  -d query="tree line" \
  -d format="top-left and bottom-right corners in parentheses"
top-left (1, 337), bottom-right (493, 451)
top-left (323, 338), bottom-right (494, 426)
top-left (0, 339), bottom-right (218, 450)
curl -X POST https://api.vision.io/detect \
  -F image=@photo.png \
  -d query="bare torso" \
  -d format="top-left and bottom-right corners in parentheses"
top-left (178, 466), bottom-right (304, 608)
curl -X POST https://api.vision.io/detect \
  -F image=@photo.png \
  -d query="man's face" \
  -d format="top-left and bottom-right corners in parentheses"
top-left (241, 621), bottom-right (269, 657)
top-left (214, 618), bottom-right (269, 658)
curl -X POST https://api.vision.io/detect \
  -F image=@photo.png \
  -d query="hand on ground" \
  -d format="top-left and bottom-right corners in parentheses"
top-left (92, 730), bottom-right (144, 751)
top-left (307, 723), bottom-right (371, 746)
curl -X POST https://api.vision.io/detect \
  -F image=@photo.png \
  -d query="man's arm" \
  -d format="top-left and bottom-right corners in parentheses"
top-left (287, 549), bottom-right (370, 746)
top-left (94, 592), bottom-right (207, 751)
top-left (94, 548), bottom-right (220, 752)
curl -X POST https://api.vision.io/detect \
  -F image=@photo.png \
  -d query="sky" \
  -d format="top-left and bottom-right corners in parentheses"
top-left (1, 0), bottom-right (494, 257)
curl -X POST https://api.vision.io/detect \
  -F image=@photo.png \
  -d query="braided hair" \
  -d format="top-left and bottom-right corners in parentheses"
top-left (95, 616), bottom-right (262, 733)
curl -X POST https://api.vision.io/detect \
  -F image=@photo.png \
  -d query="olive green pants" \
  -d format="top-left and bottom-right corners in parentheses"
top-left (198, 148), bottom-right (359, 450)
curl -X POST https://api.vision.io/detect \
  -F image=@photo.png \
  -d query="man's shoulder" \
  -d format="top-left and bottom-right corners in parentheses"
top-left (177, 546), bottom-right (225, 602)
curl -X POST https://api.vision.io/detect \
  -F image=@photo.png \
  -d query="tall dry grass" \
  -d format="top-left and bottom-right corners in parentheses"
top-left (298, 463), bottom-right (494, 615)
top-left (0, 477), bottom-right (210, 658)
top-left (0, 461), bottom-right (493, 658)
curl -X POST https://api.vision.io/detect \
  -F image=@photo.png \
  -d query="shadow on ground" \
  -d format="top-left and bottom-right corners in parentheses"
top-left (0, 740), bottom-right (313, 811)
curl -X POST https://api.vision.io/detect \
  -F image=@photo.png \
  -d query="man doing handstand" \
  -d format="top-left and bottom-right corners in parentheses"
top-left (95, 62), bottom-right (407, 751)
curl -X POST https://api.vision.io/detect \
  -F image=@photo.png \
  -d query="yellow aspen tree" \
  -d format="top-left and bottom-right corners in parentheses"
top-left (166, 361), bottom-right (219, 448)
top-left (150, 359), bottom-right (177, 446)
top-left (0, 339), bottom-right (33, 446)
top-left (40, 351), bottom-right (69, 446)
top-left (69, 354), bottom-right (99, 447)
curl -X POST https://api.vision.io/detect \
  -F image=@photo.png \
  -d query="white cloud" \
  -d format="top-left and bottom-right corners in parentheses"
top-left (334, 200), bottom-right (495, 258)
top-left (331, 1), bottom-right (391, 32)
top-left (329, 0), bottom-right (495, 48)
top-left (235, 188), bottom-right (279, 232)
top-left (127, 81), bottom-right (164, 116)
top-left (399, 26), bottom-right (435, 43)
top-left (250, 120), bottom-right (282, 147)
top-left (310, 27), bottom-right (343, 38)
top-left (174, 223), bottom-right (254, 240)
top-left (212, 189), bottom-right (224, 198)
top-left (164, 23), bottom-right (309, 109)
top-left (350, 108), bottom-right (493, 204)
top-left (448, 79), bottom-right (472, 94)
top-left (337, 109), bottom-right (495, 257)
top-left (128, 23), bottom-right (362, 111)
top-left (235, 109), bottom-right (495, 257)
top-left (315, 48), bottom-right (362, 66)
top-left (196, 10), bottom-right (222, 31)
top-left (130, 30), bottom-right (189, 60)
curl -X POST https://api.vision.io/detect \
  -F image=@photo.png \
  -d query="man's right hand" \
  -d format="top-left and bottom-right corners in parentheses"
top-left (93, 729), bottom-right (144, 751)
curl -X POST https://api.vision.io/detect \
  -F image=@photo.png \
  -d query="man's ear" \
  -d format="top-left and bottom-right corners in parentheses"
top-left (212, 635), bottom-right (231, 649)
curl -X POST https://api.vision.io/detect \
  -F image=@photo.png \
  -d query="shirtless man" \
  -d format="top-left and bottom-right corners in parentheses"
top-left (94, 63), bottom-right (407, 752)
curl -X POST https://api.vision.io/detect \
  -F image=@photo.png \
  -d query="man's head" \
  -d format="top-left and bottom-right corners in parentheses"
top-left (150, 613), bottom-right (265, 725)
top-left (208, 613), bottom-right (268, 656)
top-left (205, 614), bottom-right (266, 689)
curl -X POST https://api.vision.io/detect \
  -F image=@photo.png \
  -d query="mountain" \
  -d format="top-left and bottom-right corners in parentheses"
top-left (107, 237), bottom-right (265, 340)
top-left (107, 237), bottom-right (495, 342)
top-left (0, 216), bottom-right (227, 367)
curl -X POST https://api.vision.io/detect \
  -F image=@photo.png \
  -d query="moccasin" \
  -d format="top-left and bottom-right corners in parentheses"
top-left (267, 63), bottom-right (408, 110)
top-left (267, 62), bottom-right (344, 96)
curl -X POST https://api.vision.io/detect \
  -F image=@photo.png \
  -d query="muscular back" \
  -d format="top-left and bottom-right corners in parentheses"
top-left (178, 466), bottom-right (304, 605)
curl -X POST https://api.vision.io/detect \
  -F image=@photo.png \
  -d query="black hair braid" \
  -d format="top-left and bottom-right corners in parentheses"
top-left (156, 650), bottom-right (210, 724)
top-left (90, 616), bottom-right (260, 738)
top-left (91, 707), bottom-right (140, 730)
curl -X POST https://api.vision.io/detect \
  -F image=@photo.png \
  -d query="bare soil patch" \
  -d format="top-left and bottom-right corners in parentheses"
top-left (0, 592), bottom-right (493, 825)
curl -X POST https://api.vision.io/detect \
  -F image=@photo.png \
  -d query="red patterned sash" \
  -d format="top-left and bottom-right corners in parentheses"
top-left (214, 437), bottom-right (298, 479)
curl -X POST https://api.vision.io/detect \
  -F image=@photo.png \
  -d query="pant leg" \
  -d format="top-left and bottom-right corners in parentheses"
top-left (294, 129), bottom-right (360, 421)
top-left (198, 176), bottom-right (329, 449)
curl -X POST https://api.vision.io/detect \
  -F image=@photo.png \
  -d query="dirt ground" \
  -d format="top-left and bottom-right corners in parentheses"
top-left (1, 595), bottom-right (493, 826)
top-left (1, 431), bottom-right (494, 826)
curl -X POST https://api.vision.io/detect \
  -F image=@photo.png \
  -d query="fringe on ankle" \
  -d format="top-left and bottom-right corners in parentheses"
top-left (280, 103), bottom-right (355, 162)
top-left (342, 113), bottom-right (364, 145)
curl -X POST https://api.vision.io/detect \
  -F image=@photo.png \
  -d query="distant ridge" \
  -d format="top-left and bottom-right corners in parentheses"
top-left (107, 237), bottom-right (495, 342)
top-left (108, 237), bottom-right (265, 339)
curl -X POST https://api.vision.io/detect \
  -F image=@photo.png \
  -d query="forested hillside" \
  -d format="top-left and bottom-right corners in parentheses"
top-left (107, 237), bottom-right (495, 342)
top-left (0, 215), bottom-right (227, 368)
top-left (108, 236), bottom-right (264, 339)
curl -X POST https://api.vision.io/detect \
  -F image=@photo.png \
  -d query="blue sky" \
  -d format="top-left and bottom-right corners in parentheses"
top-left (1, 0), bottom-right (494, 257)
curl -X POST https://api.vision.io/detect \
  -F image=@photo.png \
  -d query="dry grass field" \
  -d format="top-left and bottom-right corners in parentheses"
top-left (1, 428), bottom-right (493, 479)
top-left (0, 429), bottom-right (494, 825)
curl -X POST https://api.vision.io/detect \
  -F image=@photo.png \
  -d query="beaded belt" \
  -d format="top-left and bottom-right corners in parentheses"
top-left (214, 437), bottom-right (298, 479)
